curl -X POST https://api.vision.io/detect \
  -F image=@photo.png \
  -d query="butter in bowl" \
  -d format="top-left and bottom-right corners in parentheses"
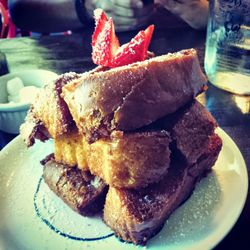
top-left (0, 70), bottom-right (58, 134)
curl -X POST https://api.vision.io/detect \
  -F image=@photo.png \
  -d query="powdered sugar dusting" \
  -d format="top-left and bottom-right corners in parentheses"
top-left (90, 176), bottom-right (102, 189)
top-left (148, 172), bottom-right (222, 247)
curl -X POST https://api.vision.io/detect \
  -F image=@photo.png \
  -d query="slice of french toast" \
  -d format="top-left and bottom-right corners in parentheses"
top-left (20, 72), bottom-right (81, 146)
top-left (150, 99), bottom-right (217, 165)
top-left (42, 155), bottom-right (108, 216)
top-left (62, 49), bottom-right (207, 142)
top-left (87, 130), bottom-right (171, 189)
top-left (54, 128), bottom-right (171, 189)
top-left (103, 134), bottom-right (222, 245)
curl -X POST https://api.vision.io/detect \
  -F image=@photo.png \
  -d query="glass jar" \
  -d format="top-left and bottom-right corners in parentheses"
top-left (205, 0), bottom-right (250, 95)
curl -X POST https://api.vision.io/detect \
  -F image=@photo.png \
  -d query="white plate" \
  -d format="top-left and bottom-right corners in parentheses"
top-left (0, 128), bottom-right (248, 250)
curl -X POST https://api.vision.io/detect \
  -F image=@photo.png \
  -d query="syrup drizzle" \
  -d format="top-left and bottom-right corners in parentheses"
top-left (33, 176), bottom-right (114, 242)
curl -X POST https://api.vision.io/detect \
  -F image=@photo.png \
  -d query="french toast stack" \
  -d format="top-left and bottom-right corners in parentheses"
top-left (20, 48), bottom-right (222, 245)
top-left (20, 7), bottom-right (222, 246)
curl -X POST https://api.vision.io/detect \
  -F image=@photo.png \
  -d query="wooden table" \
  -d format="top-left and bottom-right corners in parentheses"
top-left (0, 25), bottom-right (249, 249)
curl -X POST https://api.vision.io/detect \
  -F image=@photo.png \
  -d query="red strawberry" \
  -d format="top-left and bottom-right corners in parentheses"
top-left (91, 9), bottom-right (154, 68)
top-left (92, 9), bottom-right (108, 47)
top-left (92, 17), bottom-right (120, 66)
top-left (111, 30), bottom-right (147, 68)
top-left (110, 25), bottom-right (155, 68)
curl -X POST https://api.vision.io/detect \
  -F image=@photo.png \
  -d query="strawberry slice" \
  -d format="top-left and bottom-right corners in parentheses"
top-left (92, 17), bottom-right (120, 66)
top-left (92, 9), bottom-right (108, 47)
top-left (110, 25), bottom-right (155, 68)
top-left (144, 25), bottom-right (155, 55)
top-left (91, 9), bottom-right (154, 68)
top-left (110, 31), bottom-right (147, 68)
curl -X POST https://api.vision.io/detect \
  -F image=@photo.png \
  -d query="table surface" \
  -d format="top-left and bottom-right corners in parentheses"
top-left (0, 23), bottom-right (250, 249)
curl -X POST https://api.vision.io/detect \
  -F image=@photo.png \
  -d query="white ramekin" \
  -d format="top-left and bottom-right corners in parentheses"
top-left (0, 70), bottom-right (58, 134)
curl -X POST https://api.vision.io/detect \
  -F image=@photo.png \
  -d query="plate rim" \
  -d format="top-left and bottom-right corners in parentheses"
top-left (207, 127), bottom-right (248, 249)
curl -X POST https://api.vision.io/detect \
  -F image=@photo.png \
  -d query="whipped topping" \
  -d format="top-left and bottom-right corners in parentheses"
top-left (5, 77), bottom-right (40, 105)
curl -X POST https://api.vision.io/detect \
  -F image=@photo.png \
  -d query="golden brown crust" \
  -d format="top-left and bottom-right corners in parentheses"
top-left (103, 134), bottom-right (222, 245)
top-left (165, 100), bottom-right (217, 164)
top-left (62, 49), bottom-right (207, 142)
top-left (20, 73), bottom-right (80, 146)
top-left (33, 73), bottom-right (80, 138)
top-left (20, 107), bottom-right (50, 147)
top-left (42, 156), bottom-right (108, 216)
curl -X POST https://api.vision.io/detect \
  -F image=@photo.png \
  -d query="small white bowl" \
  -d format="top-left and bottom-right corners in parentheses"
top-left (0, 70), bottom-right (58, 134)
